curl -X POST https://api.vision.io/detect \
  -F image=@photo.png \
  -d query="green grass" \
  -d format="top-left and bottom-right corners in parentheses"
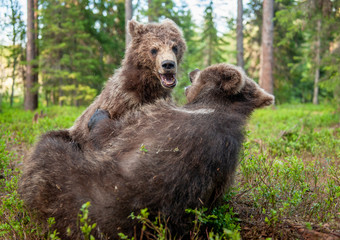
top-left (0, 105), bottom-right (85, 239)
top-left (247, 104), bottom-right (339, 158)
top-left (0, 105), bottom-right (85, 145)
top-left (236, 104), bottom-right (339, 239)
top-left (0, 103), bottom-right (339, 239)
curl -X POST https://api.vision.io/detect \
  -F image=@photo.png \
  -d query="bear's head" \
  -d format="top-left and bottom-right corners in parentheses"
top-left (186, 63), bottom-right (274, 112)
top-left (125, 19), bottom-right (187, 89)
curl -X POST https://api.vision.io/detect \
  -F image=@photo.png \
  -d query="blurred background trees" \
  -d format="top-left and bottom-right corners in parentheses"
top-left (1, 0), bottom-right (25, 108)
top-left (0, 0), bottom-right (339, 110)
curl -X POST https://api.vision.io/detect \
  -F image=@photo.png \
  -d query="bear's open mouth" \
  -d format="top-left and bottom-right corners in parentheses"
top-left (159, 73), bottom-right (177, 88)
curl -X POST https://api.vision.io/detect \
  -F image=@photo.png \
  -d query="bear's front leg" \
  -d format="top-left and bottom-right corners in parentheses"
top-left (87, 109), bottom-right (117, 150)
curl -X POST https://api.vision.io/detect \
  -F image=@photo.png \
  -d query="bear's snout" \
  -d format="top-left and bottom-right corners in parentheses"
top-left (162, 60), bottom-right (176, 71)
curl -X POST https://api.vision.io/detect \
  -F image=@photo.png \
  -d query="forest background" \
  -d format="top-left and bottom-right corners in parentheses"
top-left (0, 0), bottom-right (339, 239)
top-left (0, 0), bottom-right (339, 109)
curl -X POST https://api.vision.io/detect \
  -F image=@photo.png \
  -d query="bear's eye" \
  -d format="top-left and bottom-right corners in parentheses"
top-left (172, 46), bottom-right (178, 54)
top-left (151, 48), bottom-right (158, 56)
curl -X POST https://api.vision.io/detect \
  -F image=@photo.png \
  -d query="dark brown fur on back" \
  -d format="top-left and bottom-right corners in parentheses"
top-left (19, 64), bottom-right (274, 239)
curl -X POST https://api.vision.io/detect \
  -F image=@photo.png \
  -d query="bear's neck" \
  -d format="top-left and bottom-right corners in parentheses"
top-left (188, 89), bottom-right (254, 118)
top-left (121, 64), bottom-right (171, 104)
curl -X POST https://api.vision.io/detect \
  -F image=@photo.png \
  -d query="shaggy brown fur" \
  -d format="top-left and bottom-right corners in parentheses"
top-left (69, 19), bottom-right (186, 146)
top-left (19, 64), bottom-right (274, 239)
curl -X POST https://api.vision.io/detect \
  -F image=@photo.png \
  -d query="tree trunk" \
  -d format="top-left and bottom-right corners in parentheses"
top-left (10, 22), bottom-right (17, 107)
top-left (34, 0), bottom-right (39, 60)
top-left (25, 0), bottom-right (38, 110)
top-left (259, 0), bottom-right (274, 95)
top-left (313, 19), bottom-right (321, 105)
top-left (58, 77), bottom-right (63, 106)
top-left (237, 0), bottom-right (244, 69)
top-left (45, 89), bottom-right (49, 107)
top-left (10, 55), bottom-right (17, 107)
top-left (125, 0), bottom-right (133, 46)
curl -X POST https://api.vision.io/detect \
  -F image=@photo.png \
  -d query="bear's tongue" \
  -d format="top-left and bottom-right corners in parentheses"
top-left (160, 74), bottom-right (177, 88)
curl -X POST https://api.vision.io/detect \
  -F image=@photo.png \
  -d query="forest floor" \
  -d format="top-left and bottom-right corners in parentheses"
top-left (0, 103), bottom-right (339, 239)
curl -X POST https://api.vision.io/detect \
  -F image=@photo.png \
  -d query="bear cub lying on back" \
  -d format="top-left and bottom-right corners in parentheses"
top-left (19, 64), bottom-right (274, 239)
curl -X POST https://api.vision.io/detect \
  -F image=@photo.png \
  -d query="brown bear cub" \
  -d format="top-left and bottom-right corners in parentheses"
top-left (69, 19), bottom-right (186, 146)
top-left (19, 64), bottom-right (274, 239)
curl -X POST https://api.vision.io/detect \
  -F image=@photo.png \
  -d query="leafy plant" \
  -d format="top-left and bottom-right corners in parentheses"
top-left (78, 202), bottom-right (96, 240)
top-left (140, 144), bottom-right (148, 153)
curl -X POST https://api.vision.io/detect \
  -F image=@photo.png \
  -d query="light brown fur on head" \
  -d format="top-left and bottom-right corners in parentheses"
top-left (69, 19), bottom-right (187, 146)
top-left (125, 19), bottom-right (186, 89)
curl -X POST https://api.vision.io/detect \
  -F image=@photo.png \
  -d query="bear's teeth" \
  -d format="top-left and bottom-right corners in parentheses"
top-left (160, 74), bottom-right (177, 88)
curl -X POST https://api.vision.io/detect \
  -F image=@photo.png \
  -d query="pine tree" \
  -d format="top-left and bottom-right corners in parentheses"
top-left (39, 0), bottom-right (125, 106)
top-left (313, 18), bottom-right (321, 104)
top-left (89, 0), bottom-right (125, 70)
top-left (275, 0), bottom-right (338, 103)
top-left (200, 0), bottom-right (224, 67)
top-left (146, 0), bottom-right (179, 22)
top-left (306, 0), bottom-right (334, 105)
top-left (173, 3), bottom-right (200, 104)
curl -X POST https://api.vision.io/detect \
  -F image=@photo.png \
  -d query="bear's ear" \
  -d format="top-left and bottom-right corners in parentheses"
top-left (189, 69), bottom-right (200, 83)
top-left (128, 20), bottom-right (145, 38)
top-left (162, 18), bottom-right (184, 36)
top-left (220, 65), bottom-right (245, 94)
top-left (254, 87), bottom-right (275, 108)
top-left (162, 18), bottom-right (177, 27)
top-left (205, 64), bottom-right (245, 95)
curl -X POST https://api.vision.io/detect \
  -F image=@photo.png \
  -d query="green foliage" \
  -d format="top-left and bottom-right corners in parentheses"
top-left (239, 152), bottom-right (339, 224)
top-left (238, 104), bottom-right (339, 233)
top-left (47, 218), bottom-right (61, 240)
top-left (144, 0), bottom-right (180, 22)
top-left (40, 0), bottom-right (99, 104)
top-left (199, 1), bottom-right (225, 67)
top-left (78, 202), bottom-right (96, 240)
top-left (247, 104), bottom-right (339, 157)
top-left (320, 34), bottom-right (340, 105)
top-left (0, 131), bottom-right (43, 239)
top-left (140, 144), bottom-right (148, 153)
top-left (0, 104), bottom-right (84, 144)
top-left (244, 0), bottom-right (339, 104)
top-left (128, 206), bottom-right (241, 240)
top-left (129, 208), bottom-right (171, 240)
top-left (186, 203), bottom-right (241, 239)
top-left (59, 84), bottom-right (97, 106)
top-left (0, 0), bottom-right (26, 108)
top-left (173, 5), bottom-right (201, 105)
top-left (39, 0), bottom-right (125, 106)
